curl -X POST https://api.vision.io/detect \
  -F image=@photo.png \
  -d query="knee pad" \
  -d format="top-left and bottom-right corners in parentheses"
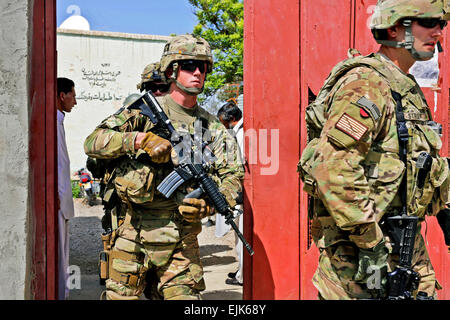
top-left (162, 285), bottom-right (201, 300)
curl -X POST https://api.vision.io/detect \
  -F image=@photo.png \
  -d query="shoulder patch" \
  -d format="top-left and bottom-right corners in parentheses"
top-left (335, 113), bottom-right (368, 141)
top-left (355, 96), bottom-right (381, 121)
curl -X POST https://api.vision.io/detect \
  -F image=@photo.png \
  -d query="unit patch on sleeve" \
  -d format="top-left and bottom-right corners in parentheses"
top-left (335, 113), bottom-right (368, 141)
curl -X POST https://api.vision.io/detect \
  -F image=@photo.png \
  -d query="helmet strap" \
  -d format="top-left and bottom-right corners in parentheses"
top-left (175, 80), bottom-right (203, 95)
top-left (375, 19), bottom-right (435, 60)
top-left (403, 20), bottom-right (434, 60)
top-left (169, 62), bottom-right (205, 96)
top-left (437, 40), bottom-right (443, 53)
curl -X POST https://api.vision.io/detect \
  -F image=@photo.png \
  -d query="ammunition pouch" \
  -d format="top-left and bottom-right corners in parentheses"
top-left (408, 124), bottom-right (449, 217)
top-left (114, 157), bottom-right (156, 205)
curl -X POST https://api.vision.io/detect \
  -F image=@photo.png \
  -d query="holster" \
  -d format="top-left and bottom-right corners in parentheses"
top-left (108, 250), bottom-right (147, 287)
top-left (99, 232), bottom-right (112, 283)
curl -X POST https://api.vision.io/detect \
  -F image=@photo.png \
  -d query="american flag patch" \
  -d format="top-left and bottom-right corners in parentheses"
top-left (335, 113), bottom-right (368, 141)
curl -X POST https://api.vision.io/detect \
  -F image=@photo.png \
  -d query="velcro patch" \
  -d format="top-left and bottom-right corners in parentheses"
top-left (335, 113), bottom-right (368, 141)
top-left (356, 96), bottom-right (381, 121)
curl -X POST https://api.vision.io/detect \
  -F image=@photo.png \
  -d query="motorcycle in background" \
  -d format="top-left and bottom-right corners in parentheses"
top-left (77, 168), bottom-right (96, 206)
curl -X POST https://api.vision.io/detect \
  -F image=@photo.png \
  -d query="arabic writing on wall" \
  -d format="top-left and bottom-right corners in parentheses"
top-left (78, 63), bottom-right (124, 101)
top-left (77, 91), bottom-right (124, 101)
top-left (81, 63), bottom-right (121, 88)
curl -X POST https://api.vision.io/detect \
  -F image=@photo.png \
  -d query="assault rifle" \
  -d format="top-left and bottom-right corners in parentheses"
top-left (385, 215), bottom-right (432, 300)
top-left (127, 91), bottom-right (254, 256)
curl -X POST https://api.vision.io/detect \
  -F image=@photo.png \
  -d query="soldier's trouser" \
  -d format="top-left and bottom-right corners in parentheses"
top-left (104, 211), bottom-right (205, 300)
top-left (313, 224), bottom-right (440, 300)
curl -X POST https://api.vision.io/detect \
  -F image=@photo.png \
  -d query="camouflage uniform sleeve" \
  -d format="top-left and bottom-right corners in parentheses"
top-left (209, 118), bottom-right (244, 206)
top-left (310, 67), bottom-right (395, 249)
top-left (84, 108), bottom-right (149, 159)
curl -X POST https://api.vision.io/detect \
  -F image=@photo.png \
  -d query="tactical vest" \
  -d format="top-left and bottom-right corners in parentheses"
top-left (113, 96), bottom-right (219, 210)
top-left (298, 50), bottom-right (449, 220)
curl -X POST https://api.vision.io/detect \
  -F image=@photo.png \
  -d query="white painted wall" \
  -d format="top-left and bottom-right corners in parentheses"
top-left (0, 0), bottom-right (31, 299)
top-left (57, 29), bottom-right (172, 173)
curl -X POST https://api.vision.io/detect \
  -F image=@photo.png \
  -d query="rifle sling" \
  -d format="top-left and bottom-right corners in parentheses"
top-left (392, 90), bottom-right (409, 216)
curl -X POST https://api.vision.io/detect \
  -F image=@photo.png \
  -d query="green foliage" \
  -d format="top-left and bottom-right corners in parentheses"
top-left (188, 0), bottom-right (244, 100)
top-left (72, 180), bottom-right (81, 198)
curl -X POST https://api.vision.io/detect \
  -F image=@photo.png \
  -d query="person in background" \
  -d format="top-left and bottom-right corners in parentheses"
top-left (217, 100), bottom-right (244, 286)
top-left (137, 61), bottom-right (170, 97)
top-left (56, 77), bottom-right (77, 300)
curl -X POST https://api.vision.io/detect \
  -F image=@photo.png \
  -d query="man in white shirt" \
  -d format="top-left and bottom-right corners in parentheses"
top-left (217, 101), bottom-right (244, 286)
top-left (56, 77), bottom-right (77, 299)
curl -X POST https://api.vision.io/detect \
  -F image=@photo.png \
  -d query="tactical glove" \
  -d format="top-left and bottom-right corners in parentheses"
top-left (140, 132), bottom-right (172, 164)
top-left (178, 198), bottom-right (211, 223)
top-left (354, 239), bottom-right (389, 288)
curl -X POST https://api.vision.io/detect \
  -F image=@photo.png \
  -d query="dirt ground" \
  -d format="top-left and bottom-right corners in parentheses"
top-left (68, 198), bottom-right (243, 300)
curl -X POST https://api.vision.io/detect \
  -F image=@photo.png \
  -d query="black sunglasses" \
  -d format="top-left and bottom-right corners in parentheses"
top-left (179, 60), bottom-right (207, 73)
top-left (143, 82), bottom-right (170, 93)
top-left (413, 18), bottom-right (447, 29)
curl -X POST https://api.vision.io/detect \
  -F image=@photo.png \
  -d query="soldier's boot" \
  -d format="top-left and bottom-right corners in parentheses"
top-left (103, 290), bottom-right (139, 300)
top-left (162, 285), bottom-right (201, 300)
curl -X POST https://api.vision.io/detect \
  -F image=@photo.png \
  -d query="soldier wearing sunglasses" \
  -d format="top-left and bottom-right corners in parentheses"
top-left (84, 34), bottom-right (243, 300)
top-left (298, 0), bottom-right (450, 300)
top-left (137, 62), bottom-right (170, 96)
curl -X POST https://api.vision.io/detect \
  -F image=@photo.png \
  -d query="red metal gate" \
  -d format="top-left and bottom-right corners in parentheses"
top-left (30, 0), bottom-right (58, 300)
top-left (244, 0), bottom-right (450, 300)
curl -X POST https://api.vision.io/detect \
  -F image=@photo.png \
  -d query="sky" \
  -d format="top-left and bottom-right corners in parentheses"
top-left (57, 0), bottom-right (198, 36)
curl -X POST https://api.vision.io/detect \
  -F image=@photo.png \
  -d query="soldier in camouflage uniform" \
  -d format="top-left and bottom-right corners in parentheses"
top-left (298, 0), bottom-right (450, 299)
top-left (136, 61), bottom-right (170, 96)
top-left (84, 34), bottom-right (244, 300)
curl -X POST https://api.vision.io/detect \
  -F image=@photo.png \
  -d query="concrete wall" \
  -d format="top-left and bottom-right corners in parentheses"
top-left (57, 29), bottom-right (172, 173)
top-left (0, 0), bottom-right (32, 299)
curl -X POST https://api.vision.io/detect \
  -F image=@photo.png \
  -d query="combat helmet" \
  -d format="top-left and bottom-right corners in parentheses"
top-left (370, 0), bottom-right (448, 60)
top-left (122, 93), bottom-right (141, 108)
top-left (444, 0), bottom-right (450, 20)
top-left (136, 62), bottom-right (167, 92)
top-left (160, 34), bottom-right (213, 95)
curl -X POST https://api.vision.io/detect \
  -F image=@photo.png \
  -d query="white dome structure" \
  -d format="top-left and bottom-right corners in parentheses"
top-left (59, 5), bottom-right (90, 31)
top-left (59, 15), bottom-right (90, 31)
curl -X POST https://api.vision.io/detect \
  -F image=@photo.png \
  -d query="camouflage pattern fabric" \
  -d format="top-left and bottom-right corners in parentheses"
top-left (300, 51), bottom-right (449, 300)
top-left (445, 0), bottom-right (450, 20)
top-left (137, 62), bottom-right (166, 92)
top-left (84, 95), bottom-right (244, 299)
top-left (160, 34), bottom-right (213, 73)
top-left (313, 223), bottom-right (440, 300)
top-left (370, 0), bottom-right (446, 30)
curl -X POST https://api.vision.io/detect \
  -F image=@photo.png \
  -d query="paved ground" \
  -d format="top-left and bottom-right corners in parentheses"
top-left (68, 198), bottom-right (242, 300)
